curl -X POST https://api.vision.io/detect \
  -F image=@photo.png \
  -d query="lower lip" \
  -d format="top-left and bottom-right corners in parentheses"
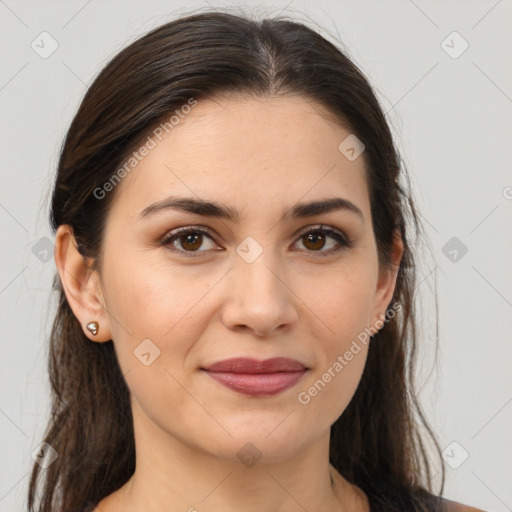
top-left (203, 370), bottom-right (307, 397)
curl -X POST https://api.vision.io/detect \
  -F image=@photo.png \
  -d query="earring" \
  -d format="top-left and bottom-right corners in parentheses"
top-left (86, 321), bottom-right (99, 336)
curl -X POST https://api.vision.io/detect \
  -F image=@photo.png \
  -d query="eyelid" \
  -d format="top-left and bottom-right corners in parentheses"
top-left (295, 224), bottom-right (348, 241)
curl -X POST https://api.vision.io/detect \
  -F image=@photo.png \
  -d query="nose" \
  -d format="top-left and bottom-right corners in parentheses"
top-left (220, 249), bottom-right (298, 337)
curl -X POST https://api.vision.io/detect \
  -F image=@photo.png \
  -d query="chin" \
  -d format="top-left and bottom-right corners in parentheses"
top-left (196, 422), bottom-right (315, 466)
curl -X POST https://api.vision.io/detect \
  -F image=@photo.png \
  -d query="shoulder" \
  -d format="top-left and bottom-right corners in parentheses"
top-left (439, 497), bottom-right (488, 512)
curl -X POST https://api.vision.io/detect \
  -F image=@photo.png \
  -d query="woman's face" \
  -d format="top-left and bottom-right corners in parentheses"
top-left (80, 94), bottom-right (401, 464)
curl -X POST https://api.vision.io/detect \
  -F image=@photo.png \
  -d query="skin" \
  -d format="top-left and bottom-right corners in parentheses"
top-left (55, 94), bottom-right (404, 512)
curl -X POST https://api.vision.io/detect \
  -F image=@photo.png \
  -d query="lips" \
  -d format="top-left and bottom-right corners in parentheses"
top-left (201, 357), bottom-right (308, 397)
top-left (203, 357), bottom-right (306, 373)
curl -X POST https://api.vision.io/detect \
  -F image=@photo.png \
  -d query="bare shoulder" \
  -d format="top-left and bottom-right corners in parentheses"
top-left (91, 492), bottom-right (115, 512)
top-left (440, 497), bottom-right (488, 512)
top-left (90, 481), bottom-right (129, 511)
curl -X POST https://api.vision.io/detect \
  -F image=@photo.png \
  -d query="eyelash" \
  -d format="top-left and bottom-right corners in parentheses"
top-left (160, 225), bottom-right (353, 258)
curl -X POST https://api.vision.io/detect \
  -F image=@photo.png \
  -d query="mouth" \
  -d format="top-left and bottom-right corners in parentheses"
top-left (201, 357), bottom-right (308, 397)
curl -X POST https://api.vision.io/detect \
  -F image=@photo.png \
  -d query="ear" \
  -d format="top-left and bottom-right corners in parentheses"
top-left (54, 225), bottom-right (112, 342)
top-left (369, 230), bottom-right (404, 331)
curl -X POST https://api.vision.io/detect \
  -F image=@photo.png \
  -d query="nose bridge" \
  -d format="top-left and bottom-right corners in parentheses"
top-left (233, 234), bottom-right (284, 297)
top-left (221, 233), bottom-right (297, 334)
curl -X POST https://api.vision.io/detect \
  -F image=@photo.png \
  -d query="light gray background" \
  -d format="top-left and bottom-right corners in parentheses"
top-left (1, 1), bottom-right (511, 511)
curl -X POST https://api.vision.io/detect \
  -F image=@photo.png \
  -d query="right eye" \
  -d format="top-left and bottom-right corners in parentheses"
top-left (160, 227), bottom-right (220, 257)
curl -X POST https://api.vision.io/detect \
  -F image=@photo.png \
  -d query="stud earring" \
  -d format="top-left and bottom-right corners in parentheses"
top-left (86, 321), bottom-right (99, 336)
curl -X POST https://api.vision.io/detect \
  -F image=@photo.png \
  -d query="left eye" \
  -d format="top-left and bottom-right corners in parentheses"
top-left (295, 226), bottom-right (351, 255)
top-left (161, 225), bottom-right (352, 258)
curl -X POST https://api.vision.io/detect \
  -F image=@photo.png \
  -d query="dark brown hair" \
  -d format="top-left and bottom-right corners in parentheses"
top-left (28, 8), bottom-right (445, 512)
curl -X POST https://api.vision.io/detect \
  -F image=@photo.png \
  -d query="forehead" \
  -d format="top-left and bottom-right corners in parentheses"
top-left (107, 94), bottom-right (370, 225)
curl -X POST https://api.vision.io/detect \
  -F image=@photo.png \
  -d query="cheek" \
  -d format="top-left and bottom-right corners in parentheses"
top-left (106, 263), bottom-right (203, 432)
top-left (104, 256), bottom-right (231, 413)
top-left (106, 253), bottom-right (213, 339)
top-left (295, 338), bottom-right (369, 434)
top-left (303, 264), bottom-right (375, 344)
top-left (293, 266), bottom-right (374, 419)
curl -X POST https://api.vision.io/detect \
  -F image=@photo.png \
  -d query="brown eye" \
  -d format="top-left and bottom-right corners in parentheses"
top-left (161, 225), bottom-right (352, 259)
top-left (161, 227), bottom-right (218, 257)
top-left (179, 232), bottom-right (204, 251)
top-left (294, 226), bottom-right (352, 256)
top-left (302, 231), bottom-right (327, 251)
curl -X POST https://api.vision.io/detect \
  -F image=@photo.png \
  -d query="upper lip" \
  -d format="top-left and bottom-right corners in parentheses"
top-left (202, 357), bottom-right (307, 374)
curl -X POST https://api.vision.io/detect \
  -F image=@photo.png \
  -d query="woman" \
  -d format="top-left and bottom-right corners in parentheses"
top-left (27, 9), bottom-right (486, 512)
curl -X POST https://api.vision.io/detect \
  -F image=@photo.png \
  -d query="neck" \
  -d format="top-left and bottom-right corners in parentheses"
top-left (104, 401), bottom-right (368, 512)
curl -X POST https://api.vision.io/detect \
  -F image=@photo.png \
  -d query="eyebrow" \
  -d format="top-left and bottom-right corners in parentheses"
top-left (138, 196), bottom-right (364, 223)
